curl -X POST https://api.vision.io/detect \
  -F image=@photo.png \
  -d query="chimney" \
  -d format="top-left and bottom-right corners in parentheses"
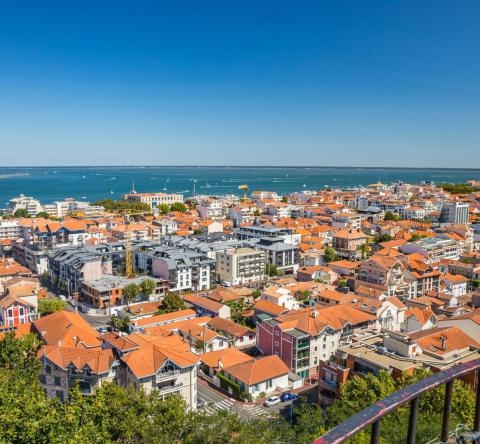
top-left (440, 336), bottom-right (447, 351)
top-left (311, 310), bottom-right (318, 318)
top-left (218, 359), bottom-right (223, 369)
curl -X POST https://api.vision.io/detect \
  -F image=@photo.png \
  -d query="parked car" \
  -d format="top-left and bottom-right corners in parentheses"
top-left (280, 392), bottom-right (299, 402)
top-left (263, 396), bottom-right (281, 407)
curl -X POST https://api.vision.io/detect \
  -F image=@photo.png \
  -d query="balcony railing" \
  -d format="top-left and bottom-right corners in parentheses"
top-left (155, 370), bottom-right (180, 382)
top-left (315, 358), bottom-right (480, 444)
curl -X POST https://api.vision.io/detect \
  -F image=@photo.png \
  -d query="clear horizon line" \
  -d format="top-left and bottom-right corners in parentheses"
top-left (1, 165), bottom-right (479, 171)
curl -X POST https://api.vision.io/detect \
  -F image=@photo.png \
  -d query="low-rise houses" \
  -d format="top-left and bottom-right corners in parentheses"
top-left (219, 355), bottom-right (290, 399)
top-left (207, 317), bottom-right (256, 348)
top-left (184, 294), bottom-right (231, 319)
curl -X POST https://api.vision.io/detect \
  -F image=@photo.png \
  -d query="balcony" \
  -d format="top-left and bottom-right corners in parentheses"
top-left (315, 358), bottom-right (480, 444)
top-left (155, 370), bottom-right (180, 382)
top-left (296, 341), bottom-right (310, 350)
top-left (318, 377), bottom-right (338, 391)
top-left (157, 382), bottom-right (183, 395)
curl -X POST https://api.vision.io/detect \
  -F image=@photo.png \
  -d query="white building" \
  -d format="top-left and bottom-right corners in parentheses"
top-left (261, 286), bottom-right (299, 311)
top-left (0, 220), bottom-right (22, 241)
top-left (215, 247), bottom-right (266, 286)
top-left (7, 195), bottom-right (43, 216)
top-left (123, 192), bottom-right (184, 210)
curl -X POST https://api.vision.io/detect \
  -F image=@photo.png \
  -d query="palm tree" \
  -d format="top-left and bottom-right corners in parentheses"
top-left (357, 242), bottom-right (371, 259)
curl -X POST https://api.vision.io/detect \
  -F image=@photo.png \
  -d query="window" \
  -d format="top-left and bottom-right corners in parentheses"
top-left (274, 341), bottom-right (279, 347)
top-left (54, 376), bottom-right (61, 386)
top-left (275, 331), bottom-right (279, 336)
top-left (45, 365), bottom-right (52, 374)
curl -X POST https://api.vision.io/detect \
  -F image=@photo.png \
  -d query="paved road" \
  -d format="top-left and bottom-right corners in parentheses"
top-left (197, 380), bottom-right (298, 421)
top-left (47, 290), bottom-right (110, 328)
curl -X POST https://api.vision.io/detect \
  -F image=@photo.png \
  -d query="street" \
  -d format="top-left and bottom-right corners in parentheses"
top-left (197, 379), bottom-right (318, 423)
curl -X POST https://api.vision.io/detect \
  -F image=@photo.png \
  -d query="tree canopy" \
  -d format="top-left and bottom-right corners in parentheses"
top-left (140, 278), bottom-right (156, 297)
top-left (91, 199), bottom-right (151, 213)
top-left (38, 298), bottom-right (67, 316)
top-left (122, 283), bottom-right (140, 306)
top-left (0, 335), bottom-right (476, 444)
top-left (13, 208), bottom-right (30, 218)
top-left (161, 293), bottom-right (186, 313)
top-left (323, 246), bottom-right (338, 263)
top-left (384, 211), bottom-right (400, 221)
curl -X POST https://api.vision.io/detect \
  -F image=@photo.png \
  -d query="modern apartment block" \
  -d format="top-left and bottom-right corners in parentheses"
top-left (215, 247), bottom-right (266, 286)
top-left (439, 202), bottom-right (469, 225)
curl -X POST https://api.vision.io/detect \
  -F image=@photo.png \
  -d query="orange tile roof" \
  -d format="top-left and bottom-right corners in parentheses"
top-left (184, 294), bottom-right (225, 312)
top-left (223, 355), bottom-right (289, 385)
top-left (254, 299), bottom-right (289, 316)
top-left (201, 348), bottom-right (253, 369)
top-left (208, 317), bottom-right (254, 338)
top-left (121, 333), bottom-right (199, 378)
top-left (33, 311), bottom-right (101, 348)
top-left (40, 344), bottom-right (115, 374)
top-left (410, 326), bottom-right (480, 355)
top-left (134, 309), bottom-right (196, 328)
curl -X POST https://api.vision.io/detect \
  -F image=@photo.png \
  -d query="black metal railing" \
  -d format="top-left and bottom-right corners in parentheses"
top-left (315, 358), bottom-right (480, 444)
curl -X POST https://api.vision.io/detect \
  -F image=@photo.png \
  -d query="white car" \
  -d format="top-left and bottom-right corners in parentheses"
top-left (263, 396), bottom-right (281, 407)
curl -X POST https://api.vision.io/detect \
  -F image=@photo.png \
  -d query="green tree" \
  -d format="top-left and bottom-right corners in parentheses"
top-left (252, 289), bottom-right (261, 300)
top-left (161, 293), bottom-right (186, 313)
top-left (170, 202), bottom-right (187, 213)
top-left (357, 242), bottom-right (371, 259)
top-left (36, 211), bottom-right (50, 219)
top-left (265, 263), bottom-right (278, 277)
top-left (38, 298), bottom-right (67, 316)
top-left (91, 199), bottom-right (151, 213)
top-left (158, 204), bottom-right (170, 214)
top-left (123, 283), bottom-right (140, 306)
top-left (374, 233), bottom-right (392, 244)
top-left (140, 278), bottom-right (156, 298)
top-left (281, 196), bottom-right (288, 203)
top-left (13, 208), bottom-right (30, 218)
top-left (384, 211), bottom-right (400, 222)
top-left (323, 246), bottom-right (338, 263)
top-left (322, 369), bottom-right (476, 444)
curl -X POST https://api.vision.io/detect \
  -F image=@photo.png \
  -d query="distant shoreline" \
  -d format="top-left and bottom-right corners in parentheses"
top-left (0, 166), bottom-right (479, 171)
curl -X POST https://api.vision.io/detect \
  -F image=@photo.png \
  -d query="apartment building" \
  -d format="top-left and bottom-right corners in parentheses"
top-left (332, 229), bottom-right (368, 260)
top-left (6, 195), bottom-right (43, 216)
top-left (399, 235), bottom-right (461, 263)
top-left (120, 333), bottom-right (199, 407)
top-left (439, 202), bottom-right (469, 225)
top-left (318, 327), bottom-right (480, 406)
top-left (215, 247), bottom-right (266, 286)
top-left (356, 256), bottom-right (405, 296)
top-left (147, 246), bottom-right (214, 292)
top-left (80, 275), bottom-right (168, 309)
top-left (0, 220), bottom-right (22, 241)
top-left (39, 345), bottom-right (117, 401)
top-left (196, 200), bottom-right (224, 220)
top-left (256, 305), bottom-right (376, 378)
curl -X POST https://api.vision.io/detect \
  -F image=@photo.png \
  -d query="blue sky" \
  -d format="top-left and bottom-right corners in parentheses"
top-left (0, 1), bottom-right (479, 167)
